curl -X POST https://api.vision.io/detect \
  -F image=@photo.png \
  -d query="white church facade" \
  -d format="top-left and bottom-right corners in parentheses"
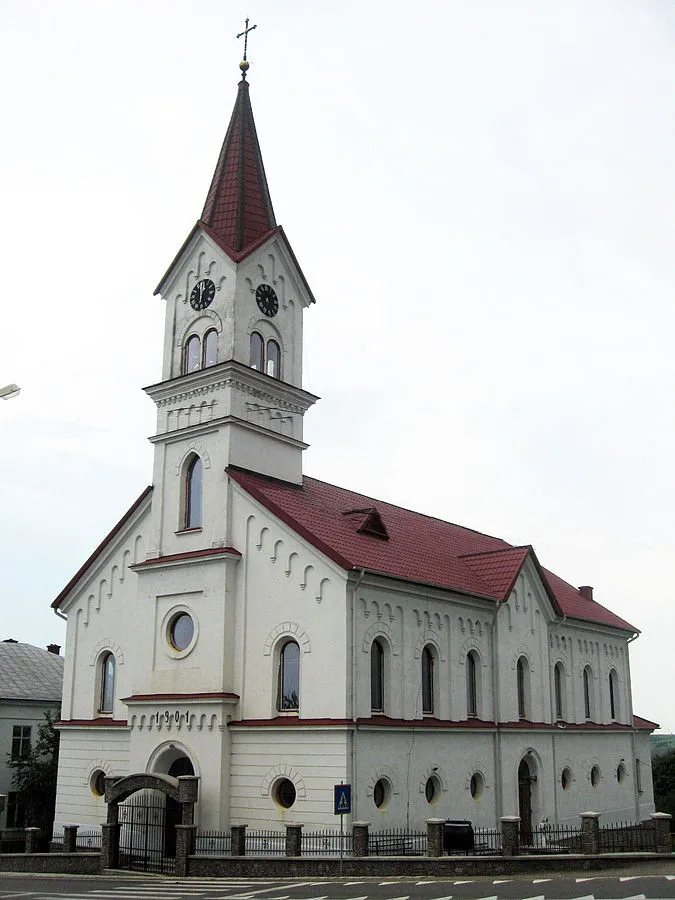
top-left (52, 62), bottom-right (656, 839)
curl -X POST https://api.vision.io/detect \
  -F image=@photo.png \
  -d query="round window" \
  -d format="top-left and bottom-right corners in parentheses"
top-left (169, 613), bottom-right (194, 651)
top-left (373, 777), bottom-right (390, 809)
top-left (90, 769), bottom-right (107, 797)
top-left (616, 762), bottom-right (626, 784)
top-left (425, 775), bottom-right (440, 804)
top-left (561, 767), bottom-right (572, 791)
top-left (591, 765), bottom-right (600, 787)
top-left (273, 778), bottom-right (296, 809)
top-left (470, 772), bottom-right (484, 799)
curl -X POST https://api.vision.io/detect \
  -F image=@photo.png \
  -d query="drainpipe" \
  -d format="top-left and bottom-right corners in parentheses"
top-left (625, 630), bottom-right (640, 821)
top-left (349, 568), bottom-right (366, 824)
top-left (491, 599), bottom-right (505, 819)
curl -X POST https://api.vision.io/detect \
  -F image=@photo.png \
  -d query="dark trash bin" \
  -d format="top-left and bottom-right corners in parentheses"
top-left (443, 819), bottom-right (474, 854)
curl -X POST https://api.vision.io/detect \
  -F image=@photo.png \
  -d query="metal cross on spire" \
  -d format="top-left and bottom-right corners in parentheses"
top-left (236, 17), bottom-right (257, 79)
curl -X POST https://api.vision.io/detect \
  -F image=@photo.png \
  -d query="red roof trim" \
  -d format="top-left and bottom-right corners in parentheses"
top-left (122, 692), bottom-right (239, 702)
top-left (52, 486), bottom-right (152, 609)
top-left (56, 718), bottom-right (128, 728)
top-left (229, 717), bottom-right (352, 727)
top-left (633, 715), bottom-right (660, 730)
top-left (358, 716), bottom-right (650, 732)
top-left (133, 547), bottom-right (241, 568)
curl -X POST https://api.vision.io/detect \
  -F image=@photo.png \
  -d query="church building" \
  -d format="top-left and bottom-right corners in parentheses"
top-left (52, 56), bottom-right (657, 838)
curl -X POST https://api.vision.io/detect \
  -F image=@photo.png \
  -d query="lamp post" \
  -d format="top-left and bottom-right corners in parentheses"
top-left (0, 384), bottom-right (20, 400)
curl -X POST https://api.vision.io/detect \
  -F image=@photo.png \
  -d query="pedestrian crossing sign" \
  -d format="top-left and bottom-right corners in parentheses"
top-left (334, 783), bottom-right (351, 815)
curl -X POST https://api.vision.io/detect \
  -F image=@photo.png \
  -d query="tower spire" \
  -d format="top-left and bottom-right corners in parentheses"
top-left (199, 20), bottom-right (276, 256)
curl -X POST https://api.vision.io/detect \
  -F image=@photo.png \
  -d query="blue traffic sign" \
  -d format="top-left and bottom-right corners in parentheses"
top-left (334, 783), bottom-right (351, 815)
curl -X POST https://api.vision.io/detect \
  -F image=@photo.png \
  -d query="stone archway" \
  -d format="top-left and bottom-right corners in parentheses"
top-left (101, 772), bottom-right (199, 872)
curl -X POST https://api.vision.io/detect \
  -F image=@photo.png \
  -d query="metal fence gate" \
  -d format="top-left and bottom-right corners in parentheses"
top-left (118, 793), bottom-right (177, 874)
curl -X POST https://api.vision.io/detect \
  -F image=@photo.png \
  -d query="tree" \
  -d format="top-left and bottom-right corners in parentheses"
top-left (652, 747), bottom-right (675, 829)
top-left (7, 709), bottom-right (60, 844)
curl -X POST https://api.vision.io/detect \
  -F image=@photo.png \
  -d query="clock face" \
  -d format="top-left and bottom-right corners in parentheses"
top-left (190, 279), bottom-right (216, 311)
top-left (256, 283), bottom-right (279, 318)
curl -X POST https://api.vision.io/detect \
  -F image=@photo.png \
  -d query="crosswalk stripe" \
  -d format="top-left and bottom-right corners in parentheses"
top-left (452, 881), bottom-right (474, 886)
top-left (532, 879), bottom-right (551, 884)
top-left (492, 880), bottom-right (511, 884)
top-left (519, 895), bottom-right (545, 900)
top-left (620, 877), bottom-right (641, 882)
top-left (473, 895), bottom-right (497, 900)
top-left (343, 883), bottom-right (364, 887)
top-left (415, 882), bottom-right (437, 886)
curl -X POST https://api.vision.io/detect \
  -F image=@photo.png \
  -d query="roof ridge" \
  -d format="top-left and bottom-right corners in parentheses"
top-left (458, 545), bottom-right (529, 560)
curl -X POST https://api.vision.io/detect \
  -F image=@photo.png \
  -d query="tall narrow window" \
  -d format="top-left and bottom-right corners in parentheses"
top-left (11, 725), bottom-right (31, 759)
top-left (185, 456), bottom-right (203, 529)
top-left (266, 340), bottom-right (281, 378)
top-left (517, 657), bottom-right (527, 719)
top-left (371, 639), bottom-right (384, 713)
top-left (278, 641), bottom-right (300, 711)
top-left (422, 645), bottom-right (434, 715)
top-left (609, 668), bottom-right (619, 720)
top-left (554, 662), bottom-right (564, 720)
top-left (467, 651), bottom-right (478, 717)
top-left (583, 666), bottom-right (593, 720)
top-left (250, 332), bottom-right (264, 370)
top-left (203, 329), bottom-right (218, 367)
top-left (184, 335), bottom-right (201, 373)
top-left (100, 652), bottom-right (116, 714)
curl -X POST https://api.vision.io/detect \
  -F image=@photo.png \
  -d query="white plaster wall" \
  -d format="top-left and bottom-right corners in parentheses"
top-left (229, 727), bottom-right (349, 828)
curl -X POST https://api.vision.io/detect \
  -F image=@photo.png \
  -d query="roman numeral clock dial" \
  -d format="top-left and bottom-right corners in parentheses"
top-left (256, 283), bottom-right (278, 317)
top-left (190, 278), bottom-right (216, 310)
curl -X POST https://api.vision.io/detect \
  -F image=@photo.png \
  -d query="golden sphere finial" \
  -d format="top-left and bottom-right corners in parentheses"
top-left (239, 60), bottom-right (250, 73)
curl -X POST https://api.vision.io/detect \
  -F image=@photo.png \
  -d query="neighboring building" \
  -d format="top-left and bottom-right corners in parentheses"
top-left (52, 63), bottom-right (657, 838)
top-left (0, 640), bottom-right (63, 829)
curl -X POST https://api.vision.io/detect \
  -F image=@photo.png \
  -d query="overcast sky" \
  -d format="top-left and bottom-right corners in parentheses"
top-left (1, 1), bottom-right (672, 733)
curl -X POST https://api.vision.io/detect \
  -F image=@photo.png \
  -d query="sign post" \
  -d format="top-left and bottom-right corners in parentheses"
top-left (333, 783), bottom-right (351, 874)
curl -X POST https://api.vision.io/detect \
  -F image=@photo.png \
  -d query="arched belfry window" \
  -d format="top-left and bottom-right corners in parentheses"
top-left (583, 665), bottom-right (593, 720)
top-left (422, 645), bottom-right (435, 715)
top-left (371, 639), bottom-right (384, 713)
top-left (99, 652), bottom-right (116, 714)
top-left (184, 335), bottom-right (201, 373)
top-left (517, 656), bottom-right (530, 720)
top-left (609, 668), bottom-right (619, 720)
top-left (184, 456), bottom-right (203, 529)
top-left (277, 640), bottom-right (300, 711)
top-left (554, 662), bottom-right (565, 720)
top-left (467, 650), bottom-right (479, 718)
top-left (203, 329), bottom-right (218, 367)
top-left (250, 332), bottom-right (264, 370)
top-left (266, 340), bottom-right (280, 378)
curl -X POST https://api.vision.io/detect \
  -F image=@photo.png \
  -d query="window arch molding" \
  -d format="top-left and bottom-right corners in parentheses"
top-left (263, 622), bottom-right (311, 656)
top-left (361, 621), bottom-right (399, 656)
top-left (173, 444), bottom-right (211, 476)
top-left (261, 764), bottom-right (306, 799)
top-left (418, 763), bottom-right (448, 796)
top-left (88, 639), bottom-right (125, 667)
top-left (413, 631), bottom-right (445, 662)
top-left (176, 310), bottom-right (223, 350)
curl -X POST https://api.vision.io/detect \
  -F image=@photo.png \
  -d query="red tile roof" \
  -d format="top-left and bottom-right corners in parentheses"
top-left (228, 468), bottom-right (637, 633)
top-left (200, 78), bottom-right (276, 256)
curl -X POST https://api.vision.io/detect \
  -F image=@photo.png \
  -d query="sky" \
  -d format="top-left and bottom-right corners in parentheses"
top-left (0, 1), bottom-right (673, 731)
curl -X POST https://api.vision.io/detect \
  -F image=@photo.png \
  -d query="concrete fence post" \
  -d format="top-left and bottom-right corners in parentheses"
top-left (63, 824), bottom-right (79, 853)
top-left (580, 812), bottom-right (600, 856)
top-left (100, 823), bottom-right (120, 869)
top-left (231, 824), bottom-right (247, 856)
top-left (24, 827), bottom-right (40, 854)
top-left (175, 824), bottom-right (198, 876)
top-left (500, 817), bottom-right (520, 856)
top-left (650, 813), bottom-right (673, 854)
top-left (352, 821), bottom-right (370, 857)
top-left (426, 818), bottom-right (445, 857)
top-left (285, 823), bottom-right (303, 857)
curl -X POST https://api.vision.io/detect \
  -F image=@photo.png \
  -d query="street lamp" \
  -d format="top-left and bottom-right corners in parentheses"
top-left (0, 384), bottom-right (20, 400)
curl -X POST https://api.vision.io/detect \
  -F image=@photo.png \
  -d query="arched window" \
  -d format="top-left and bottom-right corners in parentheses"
top-left (250, 332), bottom-right (264, 370)
top-left (467, 650), bottom-right (478, 718)
top-left (266, 340), bottom-right (281, 378)
top-left (370, 639), bottom-right (384, 713)
top-left (422, 645), bottom-right (435, 715)
top-left (100, 652), bottom-right (116, 714)
top-left (583, 665), bottom-right (593, 720)
top-left (184, 335), bottom-right (201, 373)
top-left (609, 668), bottom-right (619, 720)
top-left (277, 640), bottom-right (300, 711)
top-left (203, 329), bottom-right (218, 367)
top-left (517, 656), bottom-right (530, 719)
top-left (185, 456), bottom-right (203, 529)
top-left (554, 662), bottom-right (565, 721)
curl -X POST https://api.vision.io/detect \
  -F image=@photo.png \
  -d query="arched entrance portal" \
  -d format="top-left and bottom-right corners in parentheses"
top-left (518, 758), bottom-right (535, 844)
top-left (165, 757), bottom-right (195, 858)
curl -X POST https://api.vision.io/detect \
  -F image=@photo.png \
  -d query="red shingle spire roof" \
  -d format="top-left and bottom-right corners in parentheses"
top-left (199, 77), bottom-right (277, 256)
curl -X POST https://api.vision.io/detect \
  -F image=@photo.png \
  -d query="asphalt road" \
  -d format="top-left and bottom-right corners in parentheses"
top-left (1, 871), bottom-right (675, 900)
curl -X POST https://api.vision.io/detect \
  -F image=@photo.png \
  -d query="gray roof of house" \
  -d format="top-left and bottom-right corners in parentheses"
top-left (0, 642), bottom-right (64, 702)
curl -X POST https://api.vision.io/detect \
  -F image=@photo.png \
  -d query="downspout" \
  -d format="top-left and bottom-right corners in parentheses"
top-left (551, 614), bottom-right (566, 824)
top-left (349, 568), bottom-right (366, 824)
top-left (625, 630), bottom-right (640, 821)
top-left (491, 598), bottom-right (505, 820)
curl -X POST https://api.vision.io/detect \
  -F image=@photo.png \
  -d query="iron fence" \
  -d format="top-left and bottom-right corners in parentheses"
top-left (76, 829), bottom-right (102, 850)
top-left (302, 828), bottom-right (352, 857)
top-left (369, 828), bottom-right (427, 856)
top-left (245, 829), bottom-right (286, 855)
top-left (523, 823), bottom-right (582, 854)
top-left (599, 821), bottom-right (656, 853)
top-left (195, 829), bottom-right (232, 855)
top-left (118, 794), bottom-right (176, 874)
top-left (473, 827), bottom-right (502, 856)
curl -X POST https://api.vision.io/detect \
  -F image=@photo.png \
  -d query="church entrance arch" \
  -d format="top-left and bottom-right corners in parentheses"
top-left (103, 771), bottom-right (199, 874)
top-left (518, 757), bottom-right (536, 845)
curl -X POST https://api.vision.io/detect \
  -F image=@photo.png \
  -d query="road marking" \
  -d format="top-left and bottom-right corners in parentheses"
top-left (416, 882), bottom-right (438, 886)
top-left (619, 895), bottom-right (646, 899)
top-left (473, 895), bottom-right (497, 900)
top-left (532, 879), bottom-right (551, 884)
top-left (492, 880), bottom-right (511, 884)
top-left (453, 882), bottom-right (474, 886)
top-left (343, 884), bottom-right (365, 887)
top-left (666, 875), bottom-right (675, 880)
top-left (620, 877), bottom-right (642, 882)
top-left (379, 883), bottom-right (401, 887)
top-left (519, 895), bottom-right (545, 900)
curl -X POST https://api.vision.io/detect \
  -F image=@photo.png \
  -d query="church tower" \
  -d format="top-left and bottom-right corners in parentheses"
top-left (144, 58), bottom-right (318, 558)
